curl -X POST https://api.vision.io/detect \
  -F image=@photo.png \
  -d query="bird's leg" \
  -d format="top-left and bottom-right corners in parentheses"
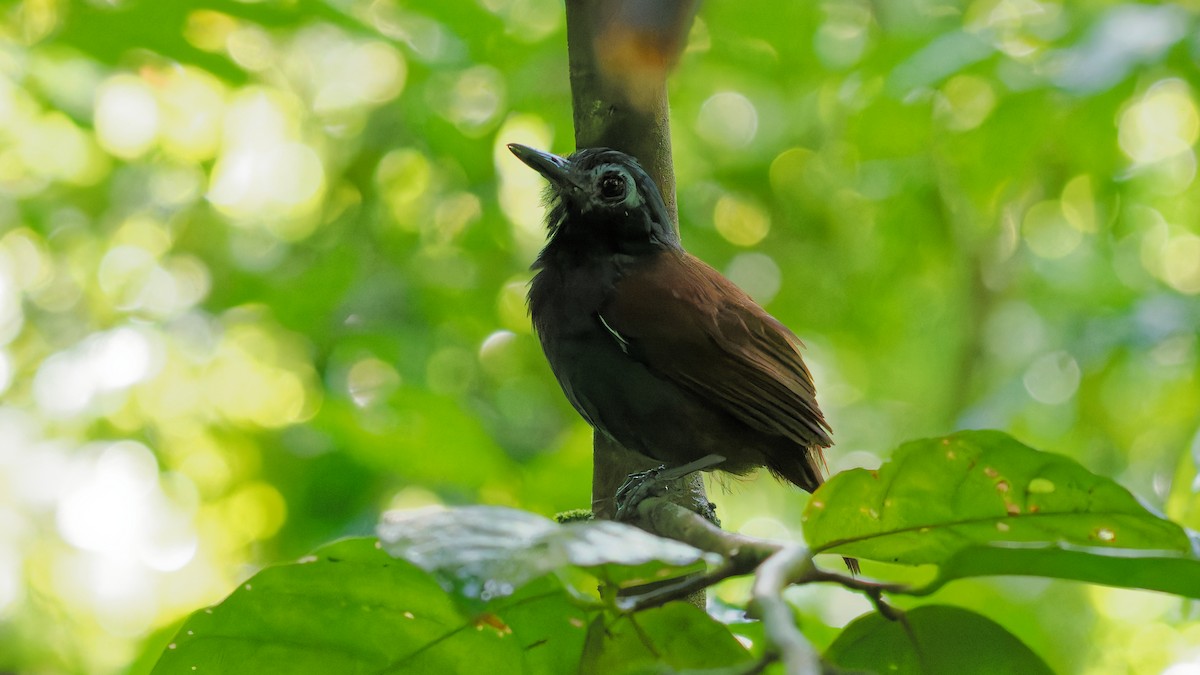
top-left (614, 454), bottom-right (725, 521)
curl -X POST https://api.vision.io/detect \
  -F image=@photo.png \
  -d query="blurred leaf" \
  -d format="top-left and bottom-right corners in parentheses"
top-left (580, 603), bottom-right (753, 675)
top-left (152, 538), bottom-right (524, 674)
top-left (825, 605), bottom-right (1053, 675)
top-left (803, 430), bottom-right (1200, 595)
top-left (377, 506), bottom-right (717, 599)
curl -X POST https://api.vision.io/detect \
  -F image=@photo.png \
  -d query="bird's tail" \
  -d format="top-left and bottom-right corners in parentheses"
top-left (769, 445), bottom-right (860, 575)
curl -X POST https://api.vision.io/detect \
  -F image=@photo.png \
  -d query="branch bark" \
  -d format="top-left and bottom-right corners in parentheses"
top-left (562, 4), bottom-right (708, 520)
top-left (563, 0), bottom-right (706, 606)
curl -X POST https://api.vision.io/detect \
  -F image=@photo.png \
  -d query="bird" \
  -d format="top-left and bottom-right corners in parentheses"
top-left (508, 143), bottom-right (833, 495)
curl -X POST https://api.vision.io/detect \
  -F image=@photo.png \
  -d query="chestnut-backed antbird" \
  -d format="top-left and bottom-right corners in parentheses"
top-left (509, 144), bottom-right (833, 494)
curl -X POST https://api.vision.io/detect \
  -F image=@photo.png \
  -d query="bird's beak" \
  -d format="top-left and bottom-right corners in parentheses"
top-left (507, 144), bottom-right (575, 189)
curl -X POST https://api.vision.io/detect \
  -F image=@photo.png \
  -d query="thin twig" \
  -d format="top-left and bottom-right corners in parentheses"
top-left (751, 545), bottom-right (821, 674)
top-left (628, 495), bottom-right (918, 673)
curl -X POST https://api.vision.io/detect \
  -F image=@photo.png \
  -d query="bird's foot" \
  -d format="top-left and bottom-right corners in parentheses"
top-left (613, 454), bottom-right (726, 521)
top-left (614, 465), bottom-right (667, 521)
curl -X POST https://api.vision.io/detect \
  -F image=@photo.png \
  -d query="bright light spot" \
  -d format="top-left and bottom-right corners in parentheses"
top-left (94, 327), bottom-right (154, 389)
top-left (183, 9), bottom-right (238, 53)
top-left (376, 148), bottom-right (433, 231)
top-left (1090, 585), bottom-right (1178, 622)
top-left (158, 67), bottom-right (227, 162)
top-left (478, 330), bottom-right (520, 378)
top-left (0, 545), bottom-right (20, 616)
top-left (1060, 175), bottom-right (1096, 232)
top-left (1022, 200), bottom-right (1082, 259)
top-left (935, 74), bottom-right (996, 131)
top-left (94, 76), bottom-right (160, 158)
top-left (33, 327), bottom-right (161, 417)
top-left (209, 142), bottom-right (325, 231)
top-left (1119, 79), bottom-right (1199, 165)
top-left (223, 482), bottom-right (287, 544)
top-left (150, 164), bottom-right (206, 207)
top-left (495, 114), bottom-right (554, 255)
top-left (713, 194), bottom-right (770, 246)
top-left (34, 352), bottom-right (98, 417)
top-left (497, 278), bottom-right (532, 333)
top-left (207, 88), bottom-right (326, 230)
top-left (0, 228), bottom-right (53, 291)
top-left (311, 40), bottom-right (406, 114)
top-left (1162, 233), bottom-right (1200, 294)
top-left (429, 65), bottom-right (504, 136)
top-left (1023, 351), bottom-right (1081, 404)
top-left (984, 301), bottom-right (1046, 362)
top-left (768, 147), bottom-right (815, 194)
top-left (384, 486), bottom-right (444, 512)
top-left (226, 24), bottom-right (275, 72)
top-left (725, 252), bottom-right (781, 304)
top-left (696, 92), bottom-right (759, 149)
top-left (433, 192), bottom-right (482, 245)
top-left (479, 0), bottom-right (563, 42)
top-left (1163, 658), bottom-right (1200, 675)
top-left (270, 143), bottom-right (324, 208)
top-left (205, 323), bottom-right (318, 427)
top-left (18, 111), bottom-right (105, 184)
top-left (814, 6), bottom-right (870, 68)
top-left (0, 266), bottom-right (23, 346)
top-left (56, 442), bottom-right (197, 574)
top-left (0, 351), bottom-right (11, 396)
top-left (738, 516), bottom-right (792, 541)
top-left (346, 357), bottom-right (401, 407)
top-left (1028, 478), bottom-right (1056, 494)
top-left (98, 244), bottom-right (155, 306)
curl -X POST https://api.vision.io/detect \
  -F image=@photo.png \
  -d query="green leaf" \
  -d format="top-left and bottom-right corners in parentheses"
top-left (488, 575), bottom-right (592, 675)
top-left (151, 538), bottom-right (524, 674)
top-left (580, 603), bottom-right (753, 674)
top-left (803, 430), bottom-right (1200, 595)
top-left (825, 605), bottom-right (1053, 675)
top-left (377, 506), bottom-right (718, 598)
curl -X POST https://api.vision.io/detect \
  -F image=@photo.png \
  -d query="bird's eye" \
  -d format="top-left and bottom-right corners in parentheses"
top-left (599, 173), bottom-right (626, 201)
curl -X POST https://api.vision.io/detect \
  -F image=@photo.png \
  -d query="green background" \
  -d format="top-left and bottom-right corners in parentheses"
top-left (0, 0), bottom-right (1197, 672)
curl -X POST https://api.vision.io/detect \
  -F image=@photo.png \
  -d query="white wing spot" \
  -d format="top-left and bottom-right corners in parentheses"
top-left (597, 313), bottom-right (630, 354)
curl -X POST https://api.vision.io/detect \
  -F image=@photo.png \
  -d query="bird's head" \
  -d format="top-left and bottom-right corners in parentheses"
top-left (508, 144), bottom-right (680, 264)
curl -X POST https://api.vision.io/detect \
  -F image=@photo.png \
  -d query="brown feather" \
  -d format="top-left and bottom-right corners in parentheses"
top-left (600, 250), bottom-right (831, 490)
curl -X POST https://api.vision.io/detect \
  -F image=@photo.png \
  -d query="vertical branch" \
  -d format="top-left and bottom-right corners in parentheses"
top-left (562, 0), bottom-right (712, 581)
top-left (565, 0), bottom-right (683, 226)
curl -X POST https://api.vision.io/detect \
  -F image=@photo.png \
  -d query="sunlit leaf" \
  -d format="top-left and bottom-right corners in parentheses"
top-left (377, 506), bottom-right (718, 599)
top-left (803, 430), bottom-right (1200, 595)
top-left (151, 538), bottom-right (525, 674)
top-left (825, 605), bottom-right (1053, 675)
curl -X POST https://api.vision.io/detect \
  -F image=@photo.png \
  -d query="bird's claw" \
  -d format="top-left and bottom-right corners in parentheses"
top-left (612, 454), bottom-right (727, 521)
top-left (614, 465), bottom-right (668, 521)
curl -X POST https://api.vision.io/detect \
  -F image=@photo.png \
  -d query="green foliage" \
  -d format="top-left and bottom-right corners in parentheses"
top-left (826, 605), bottom-right (1053, 675)
top-left (578, 604), bottom-right (753, 674)
top-left (153, 539), bottom-right (528, 674)
top-left (804, 430), bottom-right (1200, 597)
top-left (376, 506), bottom-right (712, 596)
top-left (154, 432), bottom-right (1200, 673)
top-left (2, 0), bottom-right (1199, 673)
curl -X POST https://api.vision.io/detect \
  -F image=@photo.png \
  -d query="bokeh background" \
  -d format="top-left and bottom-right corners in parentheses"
top-left (0, 0), bottom-right (1198, 673)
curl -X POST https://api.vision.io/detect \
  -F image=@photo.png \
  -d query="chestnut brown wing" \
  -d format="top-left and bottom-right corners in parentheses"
top-left (601, 251), bottom-right (833, 450)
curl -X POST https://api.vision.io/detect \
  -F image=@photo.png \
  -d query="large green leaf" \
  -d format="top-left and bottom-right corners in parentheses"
top-left (377, 506), bottom-right (718, 598)
top-left (487, 575), bottom-right (592, 675)
top-left (803, 430), bottom-right (1200, 595)
top-left (825, 605), bottom-right (1053, 674)
top-left (579, 603), bottom-right (753, 674)
top-left (152, 538), bottom-right (526, 674)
